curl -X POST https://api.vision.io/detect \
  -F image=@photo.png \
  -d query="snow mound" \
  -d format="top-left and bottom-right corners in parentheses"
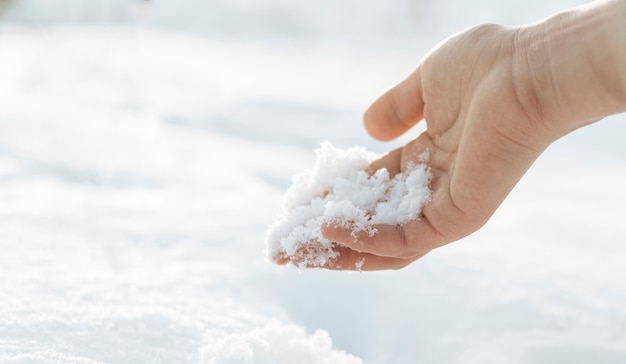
top-left (266, 142), bottom-right (431, 268)
top-left (200, 321), bottom-right (363, 364)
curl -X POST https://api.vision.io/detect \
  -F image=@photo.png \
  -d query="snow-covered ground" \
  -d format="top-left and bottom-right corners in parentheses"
top-left (1, 1), bottom-right (626, 363)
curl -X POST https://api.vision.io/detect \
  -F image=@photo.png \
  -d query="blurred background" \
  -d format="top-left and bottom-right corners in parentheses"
top-left (1, 1), bottom-right (626, 363)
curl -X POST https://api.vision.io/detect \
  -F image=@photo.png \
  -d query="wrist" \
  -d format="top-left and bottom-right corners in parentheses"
top-left (512, 0), bottom-right (626, 140)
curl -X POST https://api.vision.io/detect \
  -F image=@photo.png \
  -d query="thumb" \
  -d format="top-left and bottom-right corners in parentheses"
top-left (364, 67), bottom-right (425, 141)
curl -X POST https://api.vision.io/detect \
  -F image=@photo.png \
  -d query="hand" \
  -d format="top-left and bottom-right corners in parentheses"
top-left (321, 24), bottom-right (555, 270)
top-left (296, 0), bottom-right (626, 271)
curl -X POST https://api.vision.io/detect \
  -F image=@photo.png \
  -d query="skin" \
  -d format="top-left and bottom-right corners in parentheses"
top-left (284, 0), bottom-right (626, 270)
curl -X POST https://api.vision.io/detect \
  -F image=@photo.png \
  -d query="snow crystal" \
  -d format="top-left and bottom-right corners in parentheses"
top-left (266, 142), bottom-right (431, 268)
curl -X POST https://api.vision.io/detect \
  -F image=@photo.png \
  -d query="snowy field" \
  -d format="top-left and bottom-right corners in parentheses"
top-left (1, 0), bottom-right (626, 363)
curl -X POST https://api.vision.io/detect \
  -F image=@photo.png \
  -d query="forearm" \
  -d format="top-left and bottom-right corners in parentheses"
top-left (513, 0), bottom-right (626, 138)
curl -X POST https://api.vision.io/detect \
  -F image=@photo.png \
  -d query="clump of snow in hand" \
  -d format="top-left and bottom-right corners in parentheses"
top-left (266, 142), bottom-right (431, 269)
top-left (200, 321), bottom-right (363, 364)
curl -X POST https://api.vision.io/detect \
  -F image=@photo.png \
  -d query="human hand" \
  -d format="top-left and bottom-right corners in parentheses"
top-left (272, 0), bottom-right (626, 271)
top-left (318, 24), bottom-right (550, 270)
top-left (320, 0), bottom-right (626, 270)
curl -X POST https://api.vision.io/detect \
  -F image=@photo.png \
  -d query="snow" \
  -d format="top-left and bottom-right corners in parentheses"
top-left (1, 0), bottom-right (626, 363)
top-left (200, 321), bottom-right (363, 364)
top-left (266, 142), bottom-right (431, 268)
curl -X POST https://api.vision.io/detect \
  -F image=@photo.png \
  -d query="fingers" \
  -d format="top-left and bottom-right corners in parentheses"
top-left (276, 213), bottom-right (444, 271)
top-left (365, 147), bottom-right (403, 177)
top-left (277, 244), bottom-right (424, 271)
top-left (328, 246), bottom-right (425, 271)
top-left (322, 218), bottom-right (446, 259)
top-left (364, 67), bottom-right (425, 141)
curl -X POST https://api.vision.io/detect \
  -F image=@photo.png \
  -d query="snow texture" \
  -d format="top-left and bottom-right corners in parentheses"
top-left (200, 321), bottom-right (363, 364)
top-left (266, 142), bottom-right (431, 268)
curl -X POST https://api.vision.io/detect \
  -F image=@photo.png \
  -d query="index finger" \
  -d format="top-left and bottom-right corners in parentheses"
top-left (322, 218), bottom-right (445, 260)
top-left (365, 147), bottom-right (403, 177)
top-left (277, 244), bottom-right (426, 271)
